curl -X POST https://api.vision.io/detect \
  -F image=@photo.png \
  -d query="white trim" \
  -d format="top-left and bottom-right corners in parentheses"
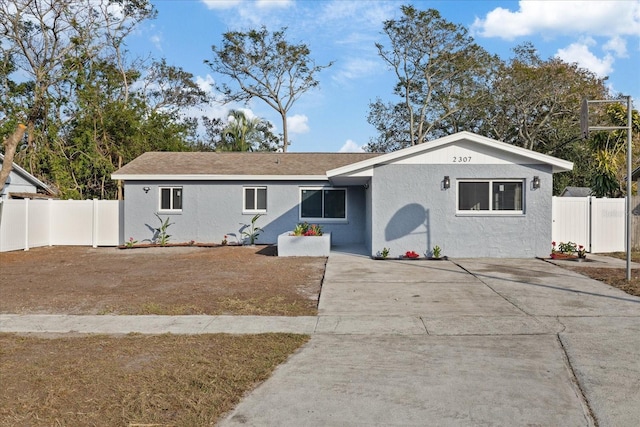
top-left (456, 179), bottom-right (525, 215)
top-left (111, 174), bottom-right (329, 181)
top-left (243, 186), bottom-right (267, 214)
top-left (327, 131), bottom-right (574, 178)
top-left (158, 186), bottom-right (183, 213)
top-left (299, 187), bottom-right (348, 222)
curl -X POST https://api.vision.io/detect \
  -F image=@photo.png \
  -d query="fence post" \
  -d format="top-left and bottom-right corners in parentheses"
top-left (92, 198), bottom-right (98, 248)
top-left (47, 198), bottom-right (53, 247)
top-left (24, 198), bottom-right (29, 251)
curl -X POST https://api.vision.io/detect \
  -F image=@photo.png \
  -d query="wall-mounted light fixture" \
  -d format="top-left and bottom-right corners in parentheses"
top-left (363, 183), bottom-right (369, 190)
top-left (143, 186), bottom-right (150, 193)
top-left (443, 176), bottom-right (450, 189)
top-left (532, 176), bottom-right (540, 189)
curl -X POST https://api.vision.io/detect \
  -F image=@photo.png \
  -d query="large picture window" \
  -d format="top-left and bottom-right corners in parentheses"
top-left (300, 188), bottom-right (346, 220)
top-left (244, 187), bottom-right (267, 213)
top-left (160, 187), bottom-right (182, 212)
top-left (458, 180), bottom-right (523, 213)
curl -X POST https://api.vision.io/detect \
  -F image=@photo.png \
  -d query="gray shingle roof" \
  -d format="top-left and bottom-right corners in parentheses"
top-left (112, 152), bottom-right (381, 177)
top-left (560, 186), bottom-right (592, 197)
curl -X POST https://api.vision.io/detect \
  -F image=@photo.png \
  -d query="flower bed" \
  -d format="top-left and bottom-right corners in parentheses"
top-left (550, 241), bottom-right (587, 260)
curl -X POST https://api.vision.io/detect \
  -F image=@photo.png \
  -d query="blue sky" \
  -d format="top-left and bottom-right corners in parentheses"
top-left (128, 0), bottom-right (640, 152)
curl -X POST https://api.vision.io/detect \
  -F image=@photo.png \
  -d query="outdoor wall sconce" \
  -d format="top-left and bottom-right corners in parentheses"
top-left (532, 176), bottom-right (540, 189)
top-left (143, 186), bottom-right (150, 193)
top-left (363, 183), bottom-right (369, 190)
top-left (443, 176), bottom-right (450, 189)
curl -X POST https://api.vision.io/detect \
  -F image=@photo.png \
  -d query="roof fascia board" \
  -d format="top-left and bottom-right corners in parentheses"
top-left (110, 174), bottom-right (330, 181)
top-left (327, 131), bottom-right (573, 176)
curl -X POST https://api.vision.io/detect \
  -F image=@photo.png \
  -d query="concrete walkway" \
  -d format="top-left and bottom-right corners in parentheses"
top-left (2, 252), bottom-right (639, 426)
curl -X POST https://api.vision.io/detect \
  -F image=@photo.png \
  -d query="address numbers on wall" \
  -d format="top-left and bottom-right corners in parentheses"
top-left (452, 156), bottom-right (472, 163)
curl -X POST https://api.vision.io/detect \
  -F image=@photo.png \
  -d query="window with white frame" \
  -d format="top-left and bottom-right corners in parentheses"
top-left (457, 180), bottom-right (523, 213)
top-left (300, 188), bottom-right (346, 220)
top-left (159, 187), bottom-right (182, 211)
top-left (243, 187), bottom-right (267, 213)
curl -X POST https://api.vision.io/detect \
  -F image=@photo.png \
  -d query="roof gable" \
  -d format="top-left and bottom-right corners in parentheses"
top-left (327, 131), bottom-right (573, 180)
top-left (0, 154), bottom-right (53, 195)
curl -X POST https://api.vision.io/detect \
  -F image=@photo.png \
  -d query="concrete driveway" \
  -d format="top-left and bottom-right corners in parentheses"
top-left (220, 253), bottom-right (640, 426)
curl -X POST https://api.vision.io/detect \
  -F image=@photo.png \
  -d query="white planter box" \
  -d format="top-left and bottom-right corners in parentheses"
top-left (277, 232), bottom-right (331, 257)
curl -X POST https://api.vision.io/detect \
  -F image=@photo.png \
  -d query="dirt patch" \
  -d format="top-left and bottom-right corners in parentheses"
top-left (564, 266), bottom-right (640, 297)
top-left (0, 245), bottom-right (325, 315)
top-left (0, 333), bottom-right (308, 426)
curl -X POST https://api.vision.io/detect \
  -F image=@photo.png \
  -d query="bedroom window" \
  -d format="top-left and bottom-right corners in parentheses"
top-left (300, 188), bottom-right (346, 220)
top-left (159, 187), bottom-right (182, 212)
top-left (457, 180), bottom-right (523, 213)
top-left (244, 187), bottom-right (267, 213)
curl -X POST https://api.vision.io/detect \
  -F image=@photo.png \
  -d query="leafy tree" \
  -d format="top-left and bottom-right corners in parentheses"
top-left (61, 58), bottom-right (197, 199)
top-left (480, 44), bottom-right (609, 152)
top-left (0, 0), bottom-right (155, 157)
top-left (478, 44), bottom-right (617, 195)
top-left (588, 103), bottom-right (640, 197)
top-left (1, 0), bottom-right (211, 199)
top-left (206, 26), bottom-right (332, 151)
top-left (219, 110), bottom-right (279, 152)
top-left (366, 6), bottom-right (497, 152)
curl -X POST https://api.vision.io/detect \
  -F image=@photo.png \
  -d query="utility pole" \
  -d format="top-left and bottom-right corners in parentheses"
top-left (581, 96), bottom-right (634, 281)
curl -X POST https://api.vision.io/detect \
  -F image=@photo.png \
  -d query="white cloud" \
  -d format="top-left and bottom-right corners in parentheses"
top-left (288, 114), bottom-right (310, 134)
top-left (201, 0), bottom-right (293, 27)
top-left (604, 36), bottom-right (628, 58)
top-left (256, 0), bottom-right (292, 9)
top-left (555, 42), bottom-right (614, 77)
top-left (472, 1), bottom-right (640, 40)
top-left (339, 139), bottom-right (365, 153)
top-left (149, 34), bottom-right (162, 51)
top-left (196, 74), bottom-right (216, 95)
top-left (332, 58), bottom-right (379, 85)
top-left (201, 0), bottom-right (242, 10)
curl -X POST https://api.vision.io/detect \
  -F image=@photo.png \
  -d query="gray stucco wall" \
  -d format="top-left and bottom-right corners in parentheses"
top-left (1, 171), bottom-right (37, 198)
top-left (370, 163), bottom-right (553, 258)
top-left (123, 180), bottom-right (367, 246)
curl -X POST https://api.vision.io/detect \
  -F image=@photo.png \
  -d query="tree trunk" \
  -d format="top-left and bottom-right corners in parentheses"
top-left (0, 124), bottom-right (28, 194)
top-left (281, 113), bottom-right (288, 152)
top-left (117, 155), bottom-right (123, 200)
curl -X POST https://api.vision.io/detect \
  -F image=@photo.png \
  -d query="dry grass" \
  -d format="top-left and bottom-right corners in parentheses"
top-left (567, 267), bottom-right (640, 297)
top-left (0, 333), bottom-right (308, 426)
top-left (0, 246), bottom-right (318, 425)
top-left (563, 251), bottom-right (640, 297)
top-left (0, 246), bottom-right (325, 316)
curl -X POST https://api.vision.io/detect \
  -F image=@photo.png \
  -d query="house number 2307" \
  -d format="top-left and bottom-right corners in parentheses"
top-left (452, 156), bottom-right (471, 163)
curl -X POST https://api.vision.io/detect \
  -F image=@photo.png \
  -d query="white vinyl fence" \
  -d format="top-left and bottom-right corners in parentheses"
top-left (552, 196), bottom-right (625, 253)
top-left (0, 199), bottom-right (123, 252)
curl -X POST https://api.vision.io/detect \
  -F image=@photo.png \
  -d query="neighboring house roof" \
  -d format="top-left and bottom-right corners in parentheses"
top-left (632, 166), bottom-right (640, 181)
top-left (327, 131), bottom-right (573, 185)
top-left (0, 153), bottom-right (54, 198)
top-left (112, 152), bottom-right (382, 181)
top-left (560, 186), bottom-right (592, 197)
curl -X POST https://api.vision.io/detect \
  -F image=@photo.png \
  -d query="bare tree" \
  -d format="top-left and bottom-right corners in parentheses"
top-left (206, 26), bottom-right (332, 152)
top-left (368, 6), bottom-right (496, 151)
